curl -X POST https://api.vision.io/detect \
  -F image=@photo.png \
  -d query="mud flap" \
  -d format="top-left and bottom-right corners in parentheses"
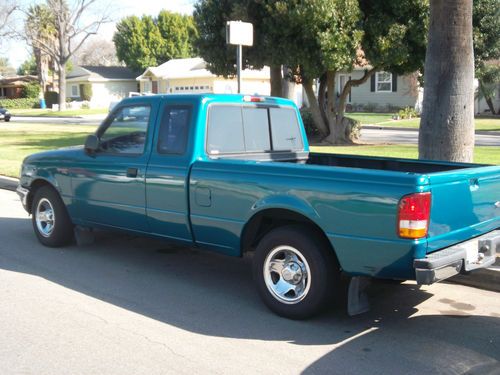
top-left (347, 276), bottom-right (371, 316)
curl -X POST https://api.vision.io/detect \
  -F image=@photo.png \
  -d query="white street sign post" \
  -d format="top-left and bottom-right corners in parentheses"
top-left (226, 21), bottom-right (254, 94)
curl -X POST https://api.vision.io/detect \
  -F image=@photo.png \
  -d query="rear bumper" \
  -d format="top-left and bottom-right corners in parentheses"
top-left (414, 230), bottom-right (499, 285)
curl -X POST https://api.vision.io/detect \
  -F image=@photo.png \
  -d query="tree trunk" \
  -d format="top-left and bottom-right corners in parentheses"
top-left (418, 0), bottom-right (475, 162)
top-left (303, 79), bottom-right (328, 136)
top-left (58, 62), bottom-right (66, 111)
top-left (270, 65), bottom-right (282, 97)
top-left (479, 81), bottom-right (497, 114)
top-left (281, 66), bottom-right (295, 100)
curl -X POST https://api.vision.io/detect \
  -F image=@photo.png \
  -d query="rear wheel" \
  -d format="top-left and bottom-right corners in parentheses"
top-left (31, 185), bottom-right (74, 247)
top-left (253, 225), bottom-right (340, 319)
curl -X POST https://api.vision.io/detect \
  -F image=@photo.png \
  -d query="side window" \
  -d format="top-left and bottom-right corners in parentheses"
top-left (269, 108), bottom-right (303, 151)
top-left (158, 105), bottom-right (191, 154)
top-left (99, 105), bottom-right (150, 155)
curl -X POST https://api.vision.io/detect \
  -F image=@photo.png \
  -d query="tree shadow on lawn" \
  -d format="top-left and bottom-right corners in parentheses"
top-left (5, 134), bottom-right (89, 150)
top-left (0, 216), bottom-right (498, 373)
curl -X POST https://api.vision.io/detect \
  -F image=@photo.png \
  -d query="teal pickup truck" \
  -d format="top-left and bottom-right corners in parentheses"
top-left (17, 94), bottom-right (500, 319)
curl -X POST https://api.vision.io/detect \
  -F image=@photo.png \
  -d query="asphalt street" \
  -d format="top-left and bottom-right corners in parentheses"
top-left (11, 115), bottom-right (104, 125)
top-left (360, 127), bottom-right (500, 146)
top-left (0, 188), bottom-right (499, 375)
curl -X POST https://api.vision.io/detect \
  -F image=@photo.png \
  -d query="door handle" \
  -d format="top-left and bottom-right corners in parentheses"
top-left (126, 167), bottom-right (138, 177)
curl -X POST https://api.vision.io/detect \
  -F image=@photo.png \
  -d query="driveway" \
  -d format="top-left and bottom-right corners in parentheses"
top-left (0, 189), bottom-right (499, 374)
top-left (361, 127), bottom-right (500, 146)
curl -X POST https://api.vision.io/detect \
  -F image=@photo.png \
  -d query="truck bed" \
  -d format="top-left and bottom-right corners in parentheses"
top-left (306, 152), bottom-right (485, 174)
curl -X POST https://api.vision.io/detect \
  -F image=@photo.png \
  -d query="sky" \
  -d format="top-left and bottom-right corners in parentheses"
top-left (3, 0), bottom-right (196, 69)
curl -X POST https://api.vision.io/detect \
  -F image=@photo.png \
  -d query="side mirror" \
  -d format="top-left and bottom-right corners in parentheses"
top-left (84, 134), bottom-right (100, 153)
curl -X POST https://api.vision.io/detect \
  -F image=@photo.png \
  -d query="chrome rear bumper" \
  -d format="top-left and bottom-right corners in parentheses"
top-left (414, 230), bottom-right (499, 285)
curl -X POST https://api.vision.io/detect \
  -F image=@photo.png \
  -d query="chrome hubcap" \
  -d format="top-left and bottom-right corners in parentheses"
top-left (263, 246), bottom-right (311, 304)
top-left (36, 198), bottom-right (55, 237)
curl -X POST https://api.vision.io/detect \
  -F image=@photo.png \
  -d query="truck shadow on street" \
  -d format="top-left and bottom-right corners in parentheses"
top-left (0, 216), bottom-right (499, 374)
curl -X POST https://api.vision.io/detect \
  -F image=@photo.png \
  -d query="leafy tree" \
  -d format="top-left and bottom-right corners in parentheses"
top-left (157, 10), bottom-right (198, 61)
top-left (194, 0), bottom-right (428, 144)
top-left (473, 0), bottom-right (500, 114)
top-left (17, 56), bottom-right (38, 75)
top-left (113, 12), bottom-right (197, 72)
top-left (21, 81), bottom-right (41, 98)
top-left (419, 0), bottom-right (475, 162)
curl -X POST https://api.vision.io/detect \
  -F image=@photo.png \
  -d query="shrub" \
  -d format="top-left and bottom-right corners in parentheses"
top-left (21, 82), bottom-right (41, 99)
top-left (44, 91), bottom-right (59, 107)
top-left (397, 106), bottom-right (419, 119)
top-left (363, 102), bottom-right (378, 112)
top-left (81, 101), bottom-right (90, 109)
top-left (0, 98), bottom-right (39, 109)
top-left (300, 107), bottom-right (320, 137)
top-left (79, 83), bottom-right (92, 101)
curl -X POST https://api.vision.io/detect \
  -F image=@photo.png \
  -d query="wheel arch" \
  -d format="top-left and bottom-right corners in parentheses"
top-left (26, 178), bottom-right (59, 214)
top-left (240, 207), bottom-right (340, 266)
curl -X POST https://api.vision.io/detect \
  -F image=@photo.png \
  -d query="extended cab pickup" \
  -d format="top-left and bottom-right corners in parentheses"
top-left (17, 94), bottom-right (500, 319)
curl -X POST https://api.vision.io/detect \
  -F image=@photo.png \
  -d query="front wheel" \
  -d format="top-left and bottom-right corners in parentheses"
top-left (253, 225), bottom-right (340, 319)
top-left (31, 185), bottom-right (74, 247)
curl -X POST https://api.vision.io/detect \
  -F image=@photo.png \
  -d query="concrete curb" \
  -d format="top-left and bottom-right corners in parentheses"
top-left (0, 174), bottom-right (498, 293)
top-left (361, 124), bottom-right (500, 136)
top-left (12, 115), bottom-right (84, 119)
top-left (0, 175), bottom-right (18, 191)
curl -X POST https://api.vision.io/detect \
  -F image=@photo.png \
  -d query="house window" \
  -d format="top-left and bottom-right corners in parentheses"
top-left (71, 84), bottom-right (79, 97)
top-left (376, 72), bottom-right (392, 92)
top-left (143, 81), bottom-right (151, 93)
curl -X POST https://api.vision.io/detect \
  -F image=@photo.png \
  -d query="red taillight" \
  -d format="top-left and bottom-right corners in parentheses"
top-left (243, 95), bottom-right (265, 102)
top-left (397, 192), bottom-right (431, 239)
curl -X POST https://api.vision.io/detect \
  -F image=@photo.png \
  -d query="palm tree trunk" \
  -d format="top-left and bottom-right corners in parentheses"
top-left (418, 0), bottom-right (475, 162)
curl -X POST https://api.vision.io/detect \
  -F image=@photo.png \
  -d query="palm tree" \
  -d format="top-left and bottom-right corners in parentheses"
top-left (25, 4), bottom-right (57, 94)
top-left (418, 0), bottom-right (475, 162)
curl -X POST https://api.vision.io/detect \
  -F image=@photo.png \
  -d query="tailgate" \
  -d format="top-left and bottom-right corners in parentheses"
top-left (426, 165), bottom-right (500, 253)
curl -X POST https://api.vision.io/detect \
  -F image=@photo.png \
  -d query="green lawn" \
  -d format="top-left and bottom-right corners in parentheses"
top-left (310, 145), bottom-right (500, 165)
top-left (0, 122), bottom-right (98, 177)
top-left (9, 108), bottom-right (108, 117)
top-left (0, 122), bottom-right (498, 178)
top-left (347, 113), bottom-right (500, 131)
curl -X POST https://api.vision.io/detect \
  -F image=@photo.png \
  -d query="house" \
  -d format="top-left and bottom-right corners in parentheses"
top-left (66, 66), bottom-right (139, 107)
top-left (335, 68), bottom-right (421, 112)
top-left (0, 75), bottom-right (39, 99)
top-left (136, 57), bottom-right (270, 96)
top-left (475, 83), bottom-right (500, 114)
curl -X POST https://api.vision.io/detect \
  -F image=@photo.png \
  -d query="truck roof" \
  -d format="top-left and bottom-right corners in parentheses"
top-left (118, 93), bottom-right (297, 107)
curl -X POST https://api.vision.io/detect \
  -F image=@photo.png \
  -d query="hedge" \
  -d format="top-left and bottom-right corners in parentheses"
top-left (0, 98), bottom-right (40, 109)
top-left (44, 91), bottom-right (59, 107)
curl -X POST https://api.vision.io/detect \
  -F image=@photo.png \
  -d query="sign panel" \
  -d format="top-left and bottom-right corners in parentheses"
top-left (226, 21), bottom-right (254, 46)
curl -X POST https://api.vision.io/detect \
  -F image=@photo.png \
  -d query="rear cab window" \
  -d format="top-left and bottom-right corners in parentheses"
top-left (206, 104), bottom-right (305, 160)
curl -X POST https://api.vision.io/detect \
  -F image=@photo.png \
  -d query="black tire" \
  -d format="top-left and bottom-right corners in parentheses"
top-left (252, 225), bottom-right (340, 319)
top-left (5, 118), bottom-right (10, 122)
top-left (31, 185), bottom-right (74, 247)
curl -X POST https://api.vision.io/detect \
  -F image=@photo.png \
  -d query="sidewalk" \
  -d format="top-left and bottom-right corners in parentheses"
top-left (362, 124), bottom-right (500, 136)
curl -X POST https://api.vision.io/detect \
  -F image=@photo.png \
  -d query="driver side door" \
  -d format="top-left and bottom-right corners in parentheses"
top-left (71, 103), bottom-right (157, 233)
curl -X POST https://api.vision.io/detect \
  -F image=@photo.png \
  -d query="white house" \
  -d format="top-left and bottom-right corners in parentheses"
top-left (334, 68), bottom-right (421, 112)
top-left (136, 57), bottom-right (271, 96)
top-left (66, 66), bottom-right (139, 107)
